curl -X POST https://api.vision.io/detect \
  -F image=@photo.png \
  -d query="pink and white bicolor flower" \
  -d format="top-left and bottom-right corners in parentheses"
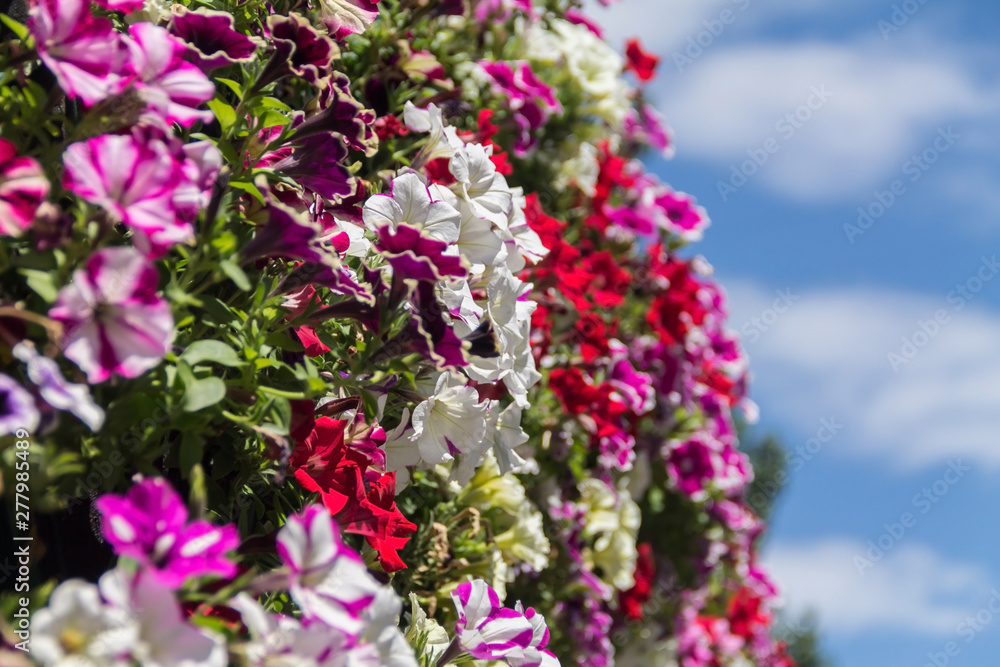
top-left (49, 247), bottom-right (175, 384)
top-left (0, 138), bottom-right (50, 236)
top-left (95, 477), bottom-right (239, 589)
top-left (450, 580), bottom-right (560, 666)
top-left (276, 504), bottom-right (382, 636)
top-left (63, 133), bottom-right (194, 256)
top-left (125, 22), bottom-right (215, 128)
top-left (28, 0), bottom-right (127, 105)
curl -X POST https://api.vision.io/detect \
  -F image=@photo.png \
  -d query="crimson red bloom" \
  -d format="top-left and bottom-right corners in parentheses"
top-left (290, 417), bottom-right (416, 571)
top-left (625, 38), bottom-right (660, 82)
top-left (727, 587), bottom-right (771, 640)
top-left (620, 543), bottom-right (655, 620)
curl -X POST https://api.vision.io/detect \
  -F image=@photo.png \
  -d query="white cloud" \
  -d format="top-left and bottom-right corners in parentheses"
top-left (723, 278), bottom-right (1000, 470)
top-left (762, 539), bottom-right (992, 636)
top-left (657, 42), bottom-right (996, 201)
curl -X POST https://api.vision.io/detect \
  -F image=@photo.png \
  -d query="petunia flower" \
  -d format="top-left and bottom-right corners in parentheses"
top-left (263, 13), bottom-right (339, 86)
top-left (0, 139), bottom-right (50, 236)
top-left (363, 172), bottom-right (461, 243)
top-left (276, 505), bottom-right (382, 635)
top-left (125, 22), bottom-right (215, 127)
top-left (62, 134), bottom-right (194, 256)
top-left (28, 0), bottom-right (128, 105)
top-left (0, 372), bottom-right (40, 435)
top-left (478, 60), bottom-right (561, 156)
top-left (409, 372), bottom-right (488, 466)
top-left (30, 579), bottom-right (137, 666)
top-left (624, 37), bottom-right (660, 82)
top-left (49, 247), bottom-right (175, 384)
top-left (95, 477), bottom-right (239, 588)
top-left (12, 342), bottom-right (104, 431)
top-left (98, 568), bottom-right (228, 666)
top-left (168, 6), bottom-right (260, 72)
top-left (450, 579), bottom-right (560, 665)
top-left (319, 0), bottom-right (380, 40)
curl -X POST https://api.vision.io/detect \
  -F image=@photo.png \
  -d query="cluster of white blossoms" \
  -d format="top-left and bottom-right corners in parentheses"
top-left (369, 103), bottom-right (544, 487)
top-left (523, 18), bottom-right (633, 130)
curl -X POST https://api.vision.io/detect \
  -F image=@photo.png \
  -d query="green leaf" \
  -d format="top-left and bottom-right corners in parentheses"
top-left (257, 97), bottom-right (292, 112)
top-left (183, 377), bottom-right (227, 412)
top-left (215, 77), bottom-right (243, 98)
top-left (20, 269), bottom-right (58, 303)
top-left (0, 14), bottom-right (29, 40)
top-left (219, 258), bottom-right (251, 291)
top-left (179, 434), bottom-right (205, 478)
top-left (207, 98), bottom-right (236, 133)
top-left (181, 340), bottom-right (243, 368)
top-left (229, 180), bottom-right (265, 204)
top-left (259, 109), bottom-right (290, 128)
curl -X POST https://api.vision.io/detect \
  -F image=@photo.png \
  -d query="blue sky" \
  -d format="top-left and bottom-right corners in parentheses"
top-left (586, 0), bottom-right (1000, 665)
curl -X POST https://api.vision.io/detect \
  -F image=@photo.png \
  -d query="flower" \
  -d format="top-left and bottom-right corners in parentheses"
top-left (409, 372), bottom-right (488, 466)
top-left (450, 580), bottom-right (560, 666)
top-left (478, 60), bottom-right (561, 155)
top-left (62, 134), bottom-right (194, 256)
top-left (290, 417), bottom-right (416, 572)
top-left (666, 435), bottom-right (722, 500)
top-left (95, 477), bottom-right (239, 588)
top-left (0, 139), bottom-right (49, 236)
top-left (30, 579), bottom-right (137, 667)
top-left (125, 22), bottom-right (215, 127)
top-left (578, 479), bottom-right (641, 591)
top-left (624, 38), bottom-right (659, 82)
top-left (363, 172), bottom-right (461, 243)
top-left (28, 0), bottom-right (127, 105)
top-left (49, 247), bottom-right (175, 384)
top-left (319, 0), bottom-right (380, 40)
top-left (12, 342), bottom-right (104, 431)
top-left (98, 569), bottom-right (228, 666)
top-left (0, 373), bottom-right (40, 435)
top-left (168, 6), bottom-right (259, 72)
top-left (276, 504), bottom-right (382, 634)
top-left (494, 508), bottom-right (551, 572)
top-left (265, 13), bottom-right (339, 85)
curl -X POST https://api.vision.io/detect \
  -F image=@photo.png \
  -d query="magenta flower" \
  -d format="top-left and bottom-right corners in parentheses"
top-left (62, 133), bottom-right (193, 256)
top-left (666, 435), bottom-right (721, 500)
top-left (92, 0), bottom-right (143, 12)
top-left (28, 0), bottom-right (127, 105)
top-left (49, 247), bottom-right (175, 384)
top-left (450, 580), bottom-right (557, 664)
top-left (623, 103), bottom-right (674, 157)
top-left (376, 224), bottom-right (468, 282)
top-left (319, 0), bottom-right (380, 40)
top-left (653, 189), bottom-right (709, 242)
top-left (168, 6), bottom-right (259, 73)
top-left (276, 505), bottom-right (381, 635)
top-left (0, 139), bottom-right (49, 236)
top-left (96, 478), bottom-right (239, 589)
top-left (479, 60), bottom-right (561, 156)
top-left (125, 22), bottom-right (215, 127)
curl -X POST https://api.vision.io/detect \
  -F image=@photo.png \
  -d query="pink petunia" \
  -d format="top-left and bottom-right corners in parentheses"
top-left (451, 580), bottom-right (559, 665)
top-left (62, 133), bottom-right (194, 256)
top-left (28, 0), bottom-right (128, 105)
top-left (49, 247), bottom-right (175, 384)
top-left (276, 505), bottom-right (381, 636)
top-left (319, 0), bottom-right (380, 40)
top-left (96, 477), bottom-right (239, 588)
top-left (125, 22), bottom-right (215, 127)
top-left (0, 139), bottom-right (49, 236)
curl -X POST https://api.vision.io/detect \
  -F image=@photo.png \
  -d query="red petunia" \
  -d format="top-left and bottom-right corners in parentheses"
top-left (290, 416), bottom-right (416, 572)
top-left (620, 543), bottom-right (655, 620)
top-left (625, 38), bottom-right (660, 83)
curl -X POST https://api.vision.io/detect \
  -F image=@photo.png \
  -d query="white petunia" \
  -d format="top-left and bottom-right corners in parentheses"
top-left (362, 171), bottom-right (461, 243)
top-left (409, 372), bottom-right (488, 466)
top-left (31, 579), bottom-right (136, 667)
